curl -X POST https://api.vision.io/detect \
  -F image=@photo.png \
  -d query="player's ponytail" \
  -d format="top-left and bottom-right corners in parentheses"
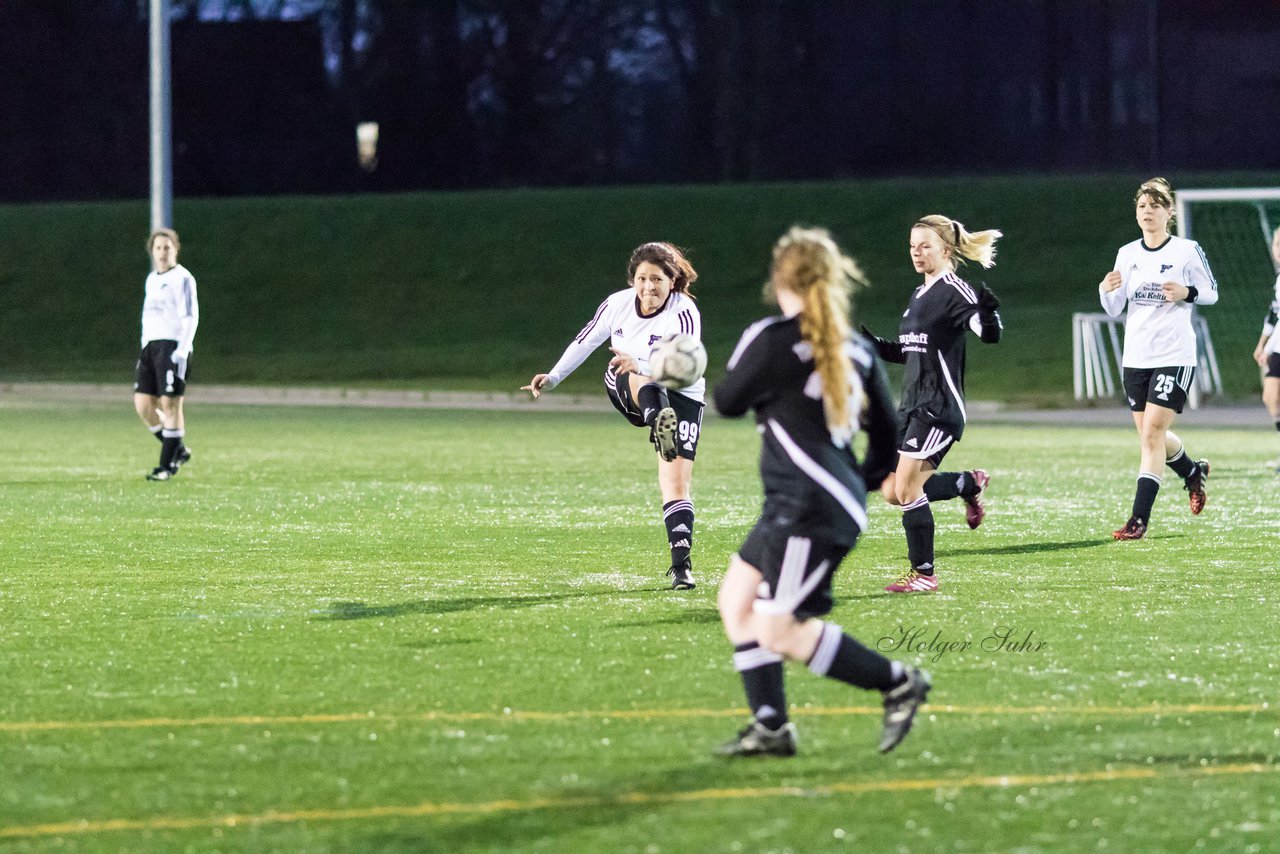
top-left (915, 215), bottom-right (1002, 269)
top-left (769, 226), bottom-right (868, 445)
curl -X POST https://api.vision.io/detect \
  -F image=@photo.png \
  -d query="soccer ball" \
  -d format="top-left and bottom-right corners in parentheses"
top-left (649, 333), bottom-right (707, 390)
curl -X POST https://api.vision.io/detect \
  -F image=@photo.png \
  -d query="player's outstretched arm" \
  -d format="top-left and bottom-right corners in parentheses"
top-left (859, 324), bottom-right (905, 364)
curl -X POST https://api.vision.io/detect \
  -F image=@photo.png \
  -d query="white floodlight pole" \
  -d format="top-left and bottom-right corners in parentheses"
top-left (149, 0), bottom-right (173, 231)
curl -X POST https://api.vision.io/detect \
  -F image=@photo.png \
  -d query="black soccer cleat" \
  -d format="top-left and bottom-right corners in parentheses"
top-left (650, 406), bottom-right (678, 462)
top-left (173, 445), bottom-right (192, 469)
top-left (715, 720), bottom-right (798, 758)
top-left (879, 667), bottom-right (931, 753)
top-left (666, 560), bottom-right (696, 590)
top-left (145, 467), bottom-right (172, 481)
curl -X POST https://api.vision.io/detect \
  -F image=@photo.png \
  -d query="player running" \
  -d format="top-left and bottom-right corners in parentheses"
top-left (713, 226), bottom-right (929, 758)
top-left (523, 242), bottom-right (705, 590)
top-left (862, 215), bottom-right (1003, 593)
top-left (1100, 177), bottom-right (1218, 540)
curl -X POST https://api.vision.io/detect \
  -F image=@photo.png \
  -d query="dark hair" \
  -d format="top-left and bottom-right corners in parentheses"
top-left (627, 242), bottom-right (697, 297)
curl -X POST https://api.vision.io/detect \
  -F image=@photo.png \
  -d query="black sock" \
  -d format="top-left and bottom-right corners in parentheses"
top-left (807, 623), bottom-right (899, 691)
top-left (1274, 419), bottom-right (1280, 433)
top-left (1166, 448), bottom-right (1196, 480)
top-left (1131, 473), bottom-right (1161, 522)
top-left (901, 497), bottom-right (935, 575)
top-left (733, 642), bottom-right (787, 729)
top-left (151, 425), bottom-right (164, 443)
top-left (662, 499), bottom-right (694, 568)
top-left (160, 428), bottom-right (184, 469)
top-left (636, 381), bottom-right (670, 427)
top-left (923, 471), bottom-right (976, 502)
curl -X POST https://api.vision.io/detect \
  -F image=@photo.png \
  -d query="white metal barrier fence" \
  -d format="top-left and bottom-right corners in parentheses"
top-left (1071, 312), bottom-right (1222, 409)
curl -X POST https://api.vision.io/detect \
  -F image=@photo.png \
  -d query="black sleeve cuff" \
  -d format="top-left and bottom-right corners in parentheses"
top-left (1185, 286), bottom-right (1199, 303)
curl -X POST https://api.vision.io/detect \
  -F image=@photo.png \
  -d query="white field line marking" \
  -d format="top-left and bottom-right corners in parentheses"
top-left (1, 762), bottom-right (1276, 839)
top-left (0, 703), bottom-right (1270, 734)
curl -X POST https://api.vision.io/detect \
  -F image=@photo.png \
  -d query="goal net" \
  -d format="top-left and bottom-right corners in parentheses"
top-left (1073, 187), bottom-right (1280, 407)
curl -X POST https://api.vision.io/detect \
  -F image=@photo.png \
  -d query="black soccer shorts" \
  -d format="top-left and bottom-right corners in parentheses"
top-left (737, 526), bottom-right (849, 621)
top-left (896, 411), bottom-right (958, 470)
top-left (1266, 352), bottom-right (1280, 380)
top-left (604, 369), bottom-right (705, 460)
top-left (134, 339), bottom-right (189, 397)
top-left (1123, 365), bottom-right (1194, 414)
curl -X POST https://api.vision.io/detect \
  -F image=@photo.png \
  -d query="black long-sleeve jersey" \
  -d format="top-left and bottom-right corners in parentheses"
top-left (714, 316), bottom-right (899, 546)
top-left (869, 271), bottom-right (1001, 435)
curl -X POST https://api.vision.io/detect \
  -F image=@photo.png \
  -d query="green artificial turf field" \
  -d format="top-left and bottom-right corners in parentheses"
top-left (1, 401), bottom-right (1277, 852)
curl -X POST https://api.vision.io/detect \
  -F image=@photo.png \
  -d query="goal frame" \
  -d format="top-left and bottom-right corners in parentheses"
top-left (1174, 187), bottom-right (1280, 246)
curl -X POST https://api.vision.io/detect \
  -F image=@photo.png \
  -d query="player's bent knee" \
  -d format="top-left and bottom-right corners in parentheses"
top-left (755, 617), bottom-right (803, 659)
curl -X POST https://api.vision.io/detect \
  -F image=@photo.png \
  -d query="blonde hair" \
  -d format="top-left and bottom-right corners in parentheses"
top-left (1135, 176), bottom-right (1176, 227)
top-left (914, 215), bottom-right (1002, 269)
top-left (769, 226), bottom-right (868, 443)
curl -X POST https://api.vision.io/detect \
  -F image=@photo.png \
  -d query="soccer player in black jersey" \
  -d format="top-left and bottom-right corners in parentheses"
top-left (713, 227), bottom-right (930, 758)
top-left (863, 215), bottom-right (1003, 593)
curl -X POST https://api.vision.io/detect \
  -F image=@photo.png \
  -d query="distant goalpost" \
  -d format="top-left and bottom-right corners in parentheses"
top-left (1073, 186), bottom-right (1280, 407)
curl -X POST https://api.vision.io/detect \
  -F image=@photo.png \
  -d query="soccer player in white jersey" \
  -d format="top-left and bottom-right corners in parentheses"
top-left (523, 242), bottom-right (705, 590)
top-left (1251, 225), bottom-right (1280, 471)
top-left (1100, 177), bottom-right (1218, 539)
top-left (133, 228), bottom-right (199, 481)
top-left (713, 227), bottom-right (928, 758)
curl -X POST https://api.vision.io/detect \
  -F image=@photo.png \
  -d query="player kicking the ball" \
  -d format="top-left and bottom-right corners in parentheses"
top-left (524, 242), bottom-right (704, 590)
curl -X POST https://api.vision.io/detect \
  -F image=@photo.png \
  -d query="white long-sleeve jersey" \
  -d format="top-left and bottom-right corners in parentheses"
top-left (1261, 272), bottom-right (1280, 356)
top-left (1100, 235), bottom-right (1218, 368)
top-left (140, 264), bottom-right (199, 357)
top-left (544, 289), bottom-right (705, 402)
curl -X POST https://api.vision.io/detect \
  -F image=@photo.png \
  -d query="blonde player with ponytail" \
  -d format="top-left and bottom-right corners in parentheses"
top-left (863, 215), bottom-right (1004, 593)
top-left (712, 227), bottom-right (929, 759)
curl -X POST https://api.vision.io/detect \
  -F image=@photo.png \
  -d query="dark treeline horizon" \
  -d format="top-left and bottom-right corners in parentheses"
top-left (3, 0), bottom-right (1280, 202)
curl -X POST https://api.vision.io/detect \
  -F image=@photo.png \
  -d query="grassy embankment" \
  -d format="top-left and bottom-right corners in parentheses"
top-left (3, 173), bottom-right (1277, 404)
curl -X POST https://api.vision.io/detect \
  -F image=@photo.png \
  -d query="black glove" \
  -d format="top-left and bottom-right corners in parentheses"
top-left (974, 285), bottom-right (1002, 343)
top-left (976, 285), bottom-right (1000, 312)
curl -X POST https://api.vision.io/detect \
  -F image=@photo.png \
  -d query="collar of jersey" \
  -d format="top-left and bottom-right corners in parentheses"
top-left (634, 293), bottom-right (673, 318)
